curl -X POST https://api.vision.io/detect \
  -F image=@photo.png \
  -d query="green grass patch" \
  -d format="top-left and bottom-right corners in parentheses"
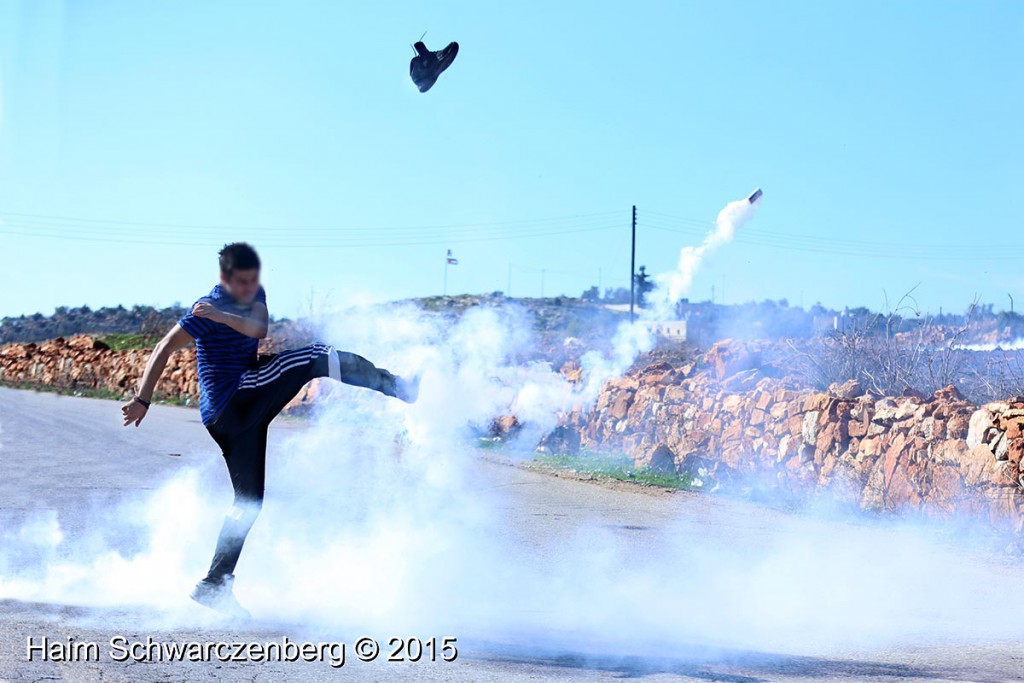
top-left (0, 380), bottom-right (192, 406)
top-left (96, 333), bottom-right (163, 351)
top-left (533, 450), bottom-right (698, 490)
top-left (473, 438), bottom-right (697, 490)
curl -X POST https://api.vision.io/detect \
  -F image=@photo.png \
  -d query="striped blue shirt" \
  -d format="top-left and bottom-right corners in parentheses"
top-left (178, 283), bottom-right (267, 426)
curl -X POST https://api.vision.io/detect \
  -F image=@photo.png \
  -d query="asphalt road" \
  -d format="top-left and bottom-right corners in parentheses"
top-left (2, 386), bottom-right (1024, 682)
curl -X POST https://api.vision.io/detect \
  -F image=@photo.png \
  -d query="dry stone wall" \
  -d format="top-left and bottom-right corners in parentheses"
top-left (5, 335), bottom-right (1024, 535)
top-left (0, 335), bottom-right (326, 413)
top-left (551, 340), bottom-right (1024, 534)
top-left (0, 335), bottom-right (200, 402)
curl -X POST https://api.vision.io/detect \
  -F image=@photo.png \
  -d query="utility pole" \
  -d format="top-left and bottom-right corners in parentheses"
top-left (1010, 293), bottom-right (1015, 314)
top-left (629, 205), bottom-right (636, 323)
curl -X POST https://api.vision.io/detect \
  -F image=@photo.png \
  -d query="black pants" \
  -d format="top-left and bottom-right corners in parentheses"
top-left (202, 342), bottom-right (401, 582)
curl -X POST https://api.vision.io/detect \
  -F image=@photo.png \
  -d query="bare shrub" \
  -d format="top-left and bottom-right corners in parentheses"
top-left (788, 289), bottom-right (978, 397)
top-left (959, 350), bottom-right (1024, 404)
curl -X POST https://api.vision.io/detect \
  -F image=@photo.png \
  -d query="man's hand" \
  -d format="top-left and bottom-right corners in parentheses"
top-left (192, 301), bottom-right (223, 323)
top-left (120, 324), bottom-right (193, 430)
top-left (121, 399), bottom-right (148, 427)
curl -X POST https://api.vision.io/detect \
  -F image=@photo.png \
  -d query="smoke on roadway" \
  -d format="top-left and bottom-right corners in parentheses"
top-left (3, 200), bottom-right (1024, 660)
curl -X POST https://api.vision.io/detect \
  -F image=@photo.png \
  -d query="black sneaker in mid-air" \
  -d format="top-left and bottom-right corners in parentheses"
top-left (189, 574), bottom-right (251, 620)
top-left (410, 40), bottom-right (458, 93)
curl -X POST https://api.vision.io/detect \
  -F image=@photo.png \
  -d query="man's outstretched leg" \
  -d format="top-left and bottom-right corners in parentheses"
top-left (235, 343), bottom-right (419, 423)
top-left (325, 348), bottom-right (420, 403)
top-left (190, 343), bottom-right (417, 616)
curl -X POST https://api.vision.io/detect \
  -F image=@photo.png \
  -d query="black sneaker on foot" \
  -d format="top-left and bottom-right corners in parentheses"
top-left (189, 574), bottom-right (251, 619)
top-left (396, 373), bottom-right (421, 403)
top-left (410, 40), bottom-right (458, 93)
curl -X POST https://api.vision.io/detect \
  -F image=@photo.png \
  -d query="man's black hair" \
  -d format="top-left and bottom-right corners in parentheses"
top-left (219, 242), bottom-right (261, 276)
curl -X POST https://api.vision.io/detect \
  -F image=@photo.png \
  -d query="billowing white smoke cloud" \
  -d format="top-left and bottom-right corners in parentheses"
top-left (579, 319), bottom-right (654, 398)
top-left (3, 299), bottom-right (1024, 661)
top-left (651, 195), bottom-right (759, 320)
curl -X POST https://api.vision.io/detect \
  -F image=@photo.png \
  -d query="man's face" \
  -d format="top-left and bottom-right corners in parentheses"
top-left (221, 268), bottom-right (261, 305)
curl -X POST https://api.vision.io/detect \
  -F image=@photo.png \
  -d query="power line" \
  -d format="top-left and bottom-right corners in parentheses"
top-left (0, 208), bottom-right (624, 233)
top-left (5, 202), bottom-right (1012, 260)
top-left (642, 214), bottom-right (979, 255)
top-left (0, 205), bottom-right (633, 251)
top-left (0, 221), bottom-right (625, 248)
top-left (0, 224), bottom-right (623, 248)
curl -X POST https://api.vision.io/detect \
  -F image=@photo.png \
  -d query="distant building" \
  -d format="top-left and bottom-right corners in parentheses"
top-left (648, 320), bottom-right (688, 340)
top-left (813, 315), bottom-right (838, 333)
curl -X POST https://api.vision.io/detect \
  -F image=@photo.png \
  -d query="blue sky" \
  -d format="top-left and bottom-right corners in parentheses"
top-left (0, 0), bottom-right (1021, 320)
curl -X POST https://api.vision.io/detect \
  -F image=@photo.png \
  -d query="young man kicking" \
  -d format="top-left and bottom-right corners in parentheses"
top-left (120, 242), bottom-right (418, 617)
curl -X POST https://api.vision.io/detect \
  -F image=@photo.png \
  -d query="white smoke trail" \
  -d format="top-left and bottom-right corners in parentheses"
top-left (651, 195), bottom-right (759, 321)
top-left (579, 319), bottom-right (654, 399)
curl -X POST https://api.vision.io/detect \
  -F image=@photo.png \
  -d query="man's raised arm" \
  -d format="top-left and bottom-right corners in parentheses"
top-left (121, 324), bottom-right (195, 427)
top-left (190, 301), bottom-right (268, 339)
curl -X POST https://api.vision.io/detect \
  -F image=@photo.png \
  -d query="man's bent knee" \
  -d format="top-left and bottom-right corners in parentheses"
top-left (327, 346), bottom-right (341, 381)
top-left (226, 496), bottom-right (263, 526)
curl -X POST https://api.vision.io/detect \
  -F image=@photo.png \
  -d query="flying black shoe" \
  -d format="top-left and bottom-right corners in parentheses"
top-left (396, 373), bottom-right (421, 403)
top-left (189, 574), bottom-right (251, 620)
top-left (410, 40), bottom-right (458, 93)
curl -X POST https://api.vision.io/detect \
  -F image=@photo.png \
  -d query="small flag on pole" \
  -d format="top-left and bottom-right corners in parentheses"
top-left (446, 249), bottom-right (459, 265)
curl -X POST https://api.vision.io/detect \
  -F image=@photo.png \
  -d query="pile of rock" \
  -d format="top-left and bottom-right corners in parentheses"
top-left (551, 340), bottom-right (1024, 533)
top-left (0, 335), bottom-right (200, 403)
top-left (6, 334), bottom-right (1024, 535)
top-left (0, 334), bottom-right (327, 413)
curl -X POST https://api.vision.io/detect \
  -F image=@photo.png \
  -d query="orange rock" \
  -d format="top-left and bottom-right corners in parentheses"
top-left (991, 462), bottom-right (1019, 487)
top-left (885, 465), bottom-right (922, 509)
top-left (755, 391), bottom-right (773, 411)
top-left (608, 392), bottom-right (634, 420)
top-left (722, 420), bottom-right (744, 443)
top-left (1009, 439), bottom-right (1024, 466)
top-left (933, 384), bottom-right (963, 402)
top-left (924, 466), bottom-right (966, 508)
top-left (786, 415), bottom-right (804, 437)
top-left (860, 436), bottom-right (884, 457)
top-left (638, 443), bottom-right (676, 472)
top-left (815, 423), bottom-right (838, 463)
top-left (774, 388), bottom-right (799, 404)
top-left (961, 444), bottom-right (1000, 487)
top-left (706, 339), bottom-right (761, 381)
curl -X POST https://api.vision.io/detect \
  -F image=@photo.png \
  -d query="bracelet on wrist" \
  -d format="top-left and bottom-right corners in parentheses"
top-left (134, 395), bottom-right (151, 409)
